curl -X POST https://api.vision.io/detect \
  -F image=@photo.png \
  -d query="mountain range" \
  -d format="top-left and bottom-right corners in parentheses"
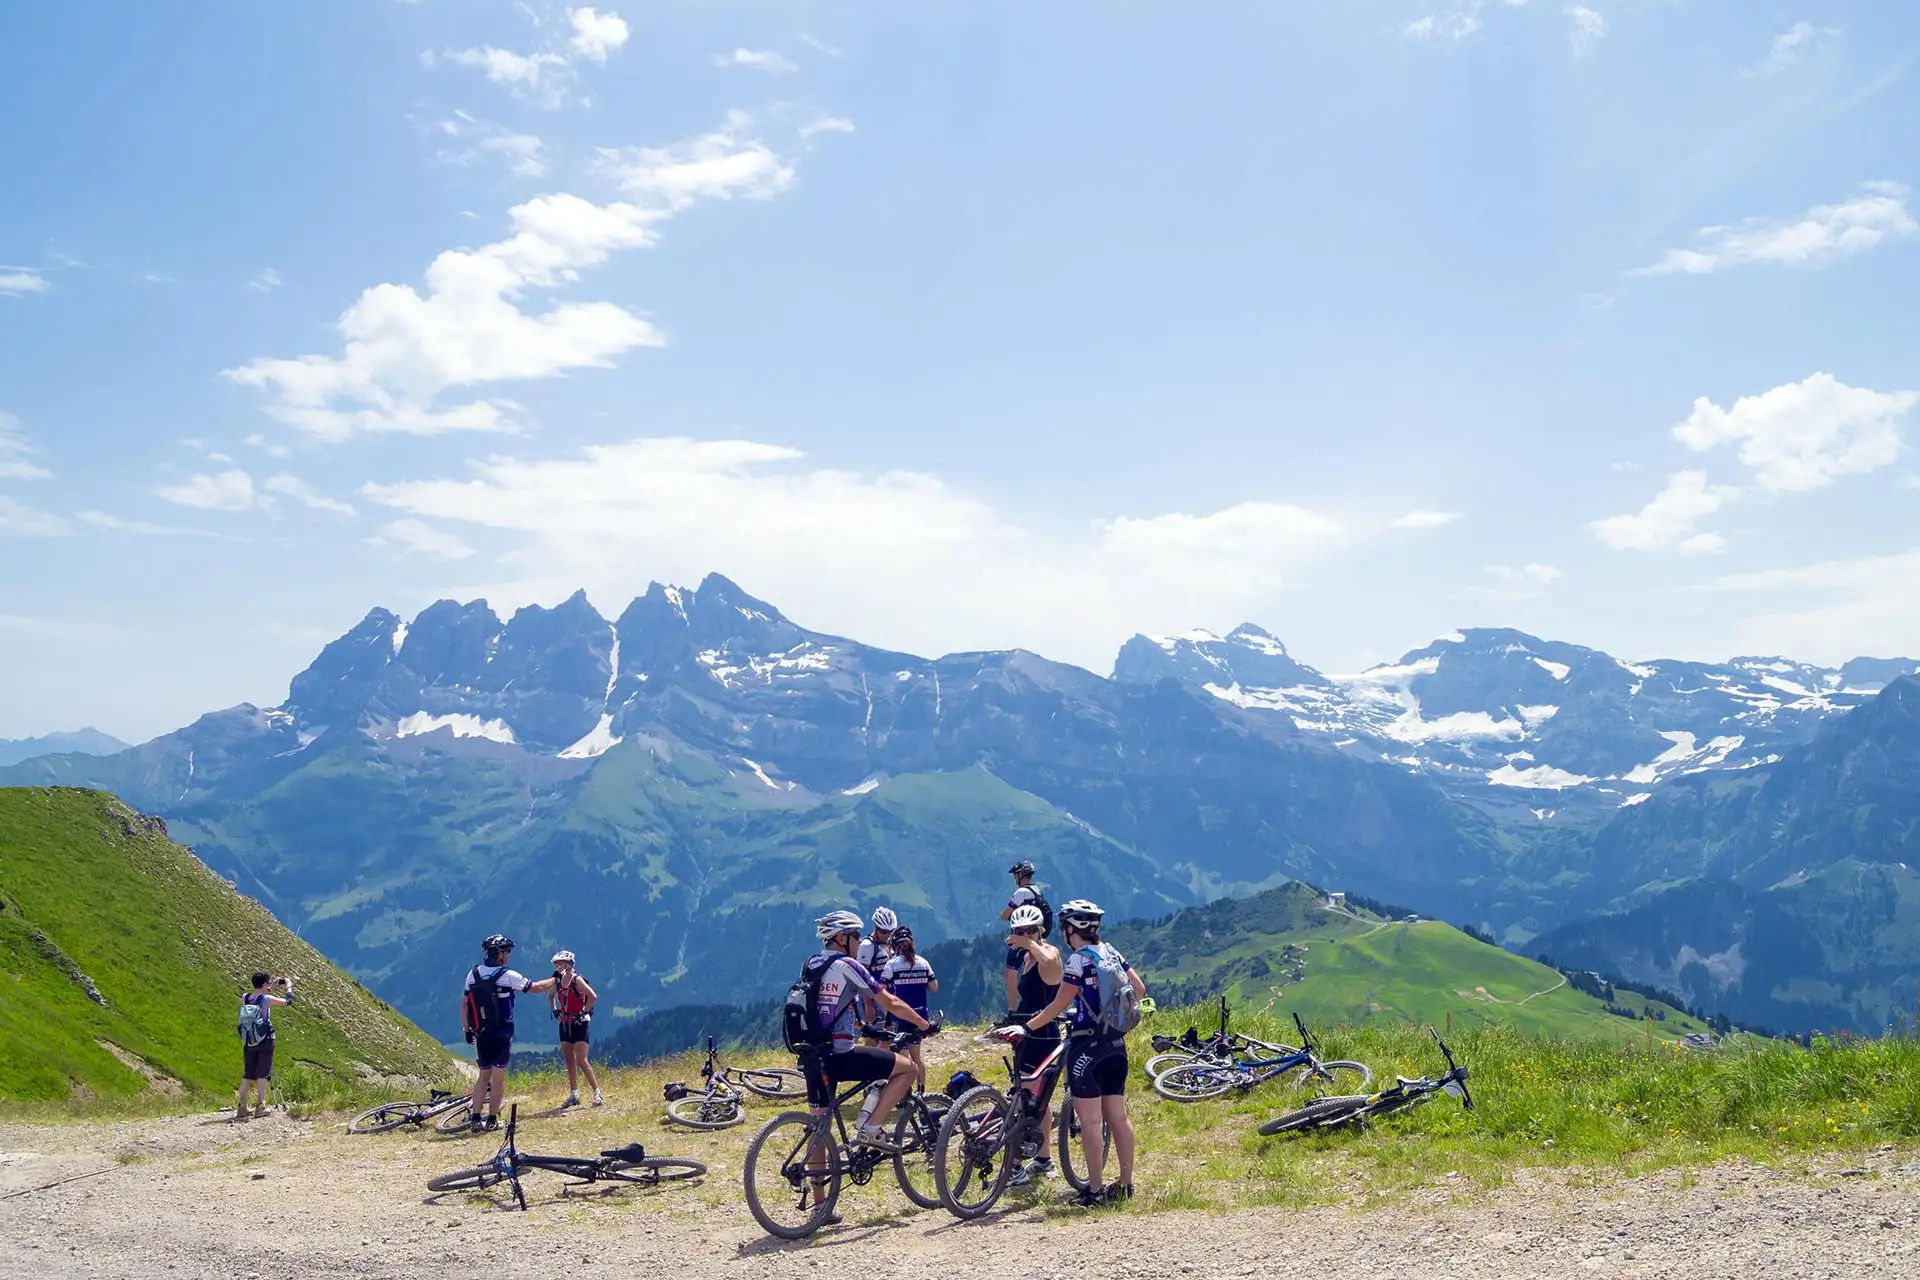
top-left (5, 571), bottom-right (1917, 1037)
top-left (0, 727), bottom-right (127, 767)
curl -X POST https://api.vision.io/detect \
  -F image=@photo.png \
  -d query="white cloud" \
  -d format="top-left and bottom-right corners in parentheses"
top-left (1702, 548), bottom-right (1920, 666)
top-left (1468, 562), bottom-right (1562, 602)
top-left (798, 33), bottom-right (842, 58)
top-left (226, 115), bottom-right (798, 443)
top-left (1566, 4), bottom-right (1604, 55)
top-left (712, 48), bottom-right (798, 72)
top-left (249, 267), bottom-right (283, 293)
top-left (1744, 22), bottom-right (1837, 78)
top-left (800, 117), bottom-right (856, 141)
top-left (1590, 471), bottom-right (1737, 553)
top-left (0, 495), bottom-right (72, 537)
top-left (76, 510), bottom-right (238, 539)
top-left (0, 413), bottom-right (52, 481)
top-left (154, 469), bottom-right (265, 511)
top-left (0, 268), bottom-right (49, 297)
top-left (372, 518), bottom-right (475, 560)
top-left (1631, 182), bottom-right (1916, 276)
top-left (1393, 509), bottom-right (1462, 529)
top-left (435, 115), bottom-right (549, 179)
top-left (1488, 563), bottom-right (1562, 584)
top-left (1400, 12), bottom-right (1482, 41)
top-left (359, 435), bottom-right (1351, 670)
top-left (568, 8), bottom-right (629, 61)
top-left (1672, 373), bottom-right (1915, 493)
top-left (593, 110), bottom-right (795, 211)
top-left (262, 472), bottom-right (357, 516)
top-left (435, 47), bottom-right (573, 105)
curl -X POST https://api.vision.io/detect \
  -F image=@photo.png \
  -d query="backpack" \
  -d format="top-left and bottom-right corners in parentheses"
top-left (465, 965), bottom-right (511, 1034)
top-left (1026, 890), bottom-right (1055, 939)
top-left (781, 956), bottom-right (834, 1054)
top-left (1077, 942), bottom-right (1142, 1036)
top-left (551, 974), bottom-right (588, 1022)
top-left (237, 995), bottom-right (272, 1048)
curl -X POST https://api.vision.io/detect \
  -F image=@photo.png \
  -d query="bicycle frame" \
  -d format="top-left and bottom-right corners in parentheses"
top-left (473, 1105), bottom-right (660, 1210)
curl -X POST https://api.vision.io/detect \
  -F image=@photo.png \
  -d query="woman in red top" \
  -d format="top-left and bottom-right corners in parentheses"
top-left (549, 951), bottom-right (602, 1107)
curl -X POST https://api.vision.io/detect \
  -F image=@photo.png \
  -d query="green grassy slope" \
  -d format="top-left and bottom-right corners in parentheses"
top-left (1110, 883), bottom-right (1711, 1043)
top-left (0, 787), bottom-right (450, 1102)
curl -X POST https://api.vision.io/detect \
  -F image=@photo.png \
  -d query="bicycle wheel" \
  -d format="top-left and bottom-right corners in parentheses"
top-left (932, 1085), bottom-right (1015, 1219)
top-left (433, 1100), bottom-right (477, 1134)
top-left (1292, 1060), bottom-right (1374, 1092)
top-left (731, 1067), bottom-right (807, 1100)
top-left (667, 1093), bottom-right (744, 1129)
top-left (427, 1163), bottom-right (503, 1193)
top-left (348, 1102), bottom-right (420, 1134)
top-left (606, 1156), bottom-right (707, 1185)
top-left (1055, 1097), bottom-right (1111, 1194)
top-left (742, 1111), bottom-right (842, 1240)
top-left (892, 1101), bottom-right (943, 1209)
top-left (1257, 1094), bottom-right (1369, 1137)
top-left (1152, 1062), bottom-right (1240, 1101)
top-left (1142, 1051), bottom-right (1197, 1081)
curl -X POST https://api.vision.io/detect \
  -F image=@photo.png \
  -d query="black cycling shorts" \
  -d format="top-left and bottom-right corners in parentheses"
top-left (804, 1046), bottom-right (895, 1107)
top-left (557, 1020), bottom-right (590, 1046)
top-left (1014, 1030), bottom-right (1064, 1081)
top-left (1065, 1037), bottom-right (1128, 1099)
top-left (475, 1028), bottom-right (514, 1071)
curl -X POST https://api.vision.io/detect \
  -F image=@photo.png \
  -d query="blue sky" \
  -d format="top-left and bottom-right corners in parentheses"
top-left (3, 0), bottom-right (1918, 741)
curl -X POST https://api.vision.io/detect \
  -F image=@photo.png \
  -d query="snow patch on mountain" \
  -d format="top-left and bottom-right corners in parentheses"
top-left (559, 714), bottom-right (620, 759)
top-left (1532, 658), bottom-right (1571, 680)
top-left (1488, 762), bottom-right (1594, 789)
top-left (392, 712), bottom-right (517, 744)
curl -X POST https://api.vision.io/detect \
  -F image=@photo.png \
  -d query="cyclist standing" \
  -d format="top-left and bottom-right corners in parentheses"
top-left (1001, 903), bottom-right (1063, 1185)
top-left (856, 907), bottom-right (898, 1044)
top-left (548, 950), bottom-right (603, 1108)
top-left (460, 935), bottom-right (558, 1130)
top-left (1000, 861), bottom-right (1043, 924)
top-left (1012, 899), bottom-right (1145, 1205)
top-left (800, 910), bottom-right (932, 1153)
top-left (878, 926), bottom-right (937, 1089)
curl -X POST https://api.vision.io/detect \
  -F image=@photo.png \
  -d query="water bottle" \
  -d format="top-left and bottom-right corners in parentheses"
top-left (855, 1082), bottom-right (881, 1131)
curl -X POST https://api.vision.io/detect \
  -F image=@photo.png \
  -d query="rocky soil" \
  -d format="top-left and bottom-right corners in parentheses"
top-left (2, 1101), bottom-right (1916, 1280)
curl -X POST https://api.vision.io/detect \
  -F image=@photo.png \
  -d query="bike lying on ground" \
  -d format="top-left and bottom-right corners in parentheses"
top-left (1152, 1011), bottom-right (1372, 1102)
top-left (427, 1104), bottom-right (706, 1210)
top-left (348, 1088), bottom-right (473, 1135)
top-left (931, 1021), bottom-right (1110, 1219)
top-left (740, 1025), bottom-right (950, 1240)
top-left (1258, 1028), bottom-right (1472, 1136)
top-left (664, 1037), bottom-right (749, 1129)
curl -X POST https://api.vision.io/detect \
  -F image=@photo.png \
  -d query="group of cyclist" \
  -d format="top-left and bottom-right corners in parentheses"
top-left (799, 859), bottom-right (1145, 1207)
top-left (426, 858), bottom-right (1142, 1204)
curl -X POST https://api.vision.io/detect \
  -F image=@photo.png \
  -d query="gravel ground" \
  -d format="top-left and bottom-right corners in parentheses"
top-left (2, 1106), bottom-right (1915, 1280)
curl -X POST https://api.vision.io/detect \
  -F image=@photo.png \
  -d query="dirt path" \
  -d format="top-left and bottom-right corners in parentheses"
top-left (2, 1105), bottom-right (1916, 1279)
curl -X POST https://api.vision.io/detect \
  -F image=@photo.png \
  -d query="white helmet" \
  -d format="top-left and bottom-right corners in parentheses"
top-left (1008, 904), bottom-right (1045, 930)
top-left (551, 950), bottom-right (576, 966)
top-left (1058, 899), bottom-right (1105, 929)
top-left (870, 906), bottom-right (899, 931)
top-left (816, 909), bottom-right (864, 940)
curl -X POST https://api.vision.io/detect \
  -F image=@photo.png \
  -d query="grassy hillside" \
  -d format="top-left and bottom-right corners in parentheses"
top-left (1108, 883), bottom-right (1712, 1043)
top-left (0, 787), bottom-right (450, 1103)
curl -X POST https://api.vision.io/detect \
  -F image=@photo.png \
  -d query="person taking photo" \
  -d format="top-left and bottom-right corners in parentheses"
top-left (235, 971), bottom-right (293, 1121)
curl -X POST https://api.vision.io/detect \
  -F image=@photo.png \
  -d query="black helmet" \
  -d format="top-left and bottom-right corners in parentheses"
top-left (482, 933), bottom-right (515, 954)
top-left (1008, 860), bottom-right (1036, 877)
top-left (892, 925), bottom-right (913, 944)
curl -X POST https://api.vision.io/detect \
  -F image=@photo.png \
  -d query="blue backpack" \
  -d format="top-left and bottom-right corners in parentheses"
top-left (1076, 943), bottom-right (1142, 1036)
top-left (238, 995), bottom-right (272, 1048)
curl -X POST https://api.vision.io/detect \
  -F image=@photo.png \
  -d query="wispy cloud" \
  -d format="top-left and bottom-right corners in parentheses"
top-left (1468, 562), bottom-right (1563, 601)
top-left (249, 267), bottom-right (284, 293)
top-left (797, 33), bottom-right (842, 58)
top-left (0, 267), bottom-right (50, 297)
top-left (1565, 4), bottom-right (1604, 55)
top-left (76, 510), bottom-right (240, 539)
top-left (1393, 509), bottom-right (1462, 530)
top-left (426, 6), bottom-right (628, 108)
top-left (800, 117), bottom-right (856, 141)
top-left (568, 7), bottom-right (629, 61)
top-left (154, 469), bottom-right (267, 511)
top-left (0, 412), bottom-right (53, 481)
top-left (0, 495), bottom-right (73, 537)
top-left (1631, 182), bottom-right (1916, 276)
top-left (433, 112), bottom-right (549, 179)
top-left (1591, 471), bottom-right (1737, 554)
top-left (712, 48), bottom-right (798, 73)
top-left (1744, 22), bottom-right (1839, 78)
top-left (370, 517), bottom-right (476, 560)
top-left (262, 472), bottom-right (357, 516)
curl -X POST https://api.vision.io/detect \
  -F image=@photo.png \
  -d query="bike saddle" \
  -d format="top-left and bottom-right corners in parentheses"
top-left (600, 1143), bottom-right (647, 1162)
top-left (1394, 1076), bottom-right (1421, 1087)
top-left (429, 1089), bottom-right (452, 1101)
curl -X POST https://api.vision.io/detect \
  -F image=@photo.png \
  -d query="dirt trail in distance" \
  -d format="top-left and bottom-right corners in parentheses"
top-left (2, 1107), bottom-right (1915, 1279)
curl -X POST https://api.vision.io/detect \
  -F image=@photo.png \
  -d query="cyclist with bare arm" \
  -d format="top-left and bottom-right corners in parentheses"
top-left (802, 911), bottom-right (931, 1152)
top-left (460, 935), bottom-right (558, 1130)
top-left (548, 950), bottom-right (602, 1108)
top-left (1002, 904), bottom-right (1063, 1185)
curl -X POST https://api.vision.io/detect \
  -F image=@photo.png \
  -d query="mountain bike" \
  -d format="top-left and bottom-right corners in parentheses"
top-left (1258, 1028), bottom-right (1472, 1136)
top-left (426, 1104), bottom-right (706, 1210)
top-left (740, 1025), bottom-right (949, 1239)
top-left (931, 1024), bottom-right (1112, 1218)
top-left (664, 1037), bottom-right (750, 1129)
top-left (1152, 1012), bottom-right (1371, 1101)
top-left (1146, 998), bottom-right (1303, 1081)
top-left (348, 1088), bottom-right (472, 1134)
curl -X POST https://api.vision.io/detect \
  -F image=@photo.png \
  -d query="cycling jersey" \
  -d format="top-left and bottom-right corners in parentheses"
top-left (464, 964), bottom-right (532, 1026)
top-left (879, 953), bottom-right (935, 1021)
top-left (811, 953), bottom-right (882, 1053)
top-left (1061, 945), bottom-right (1133, 1037)
top-left (551, 974), bottom-right (589, 1023)
top-left (855, 936), bottom-right (893, 972)
top-left (1007, 884), bottom-right (1041, 913)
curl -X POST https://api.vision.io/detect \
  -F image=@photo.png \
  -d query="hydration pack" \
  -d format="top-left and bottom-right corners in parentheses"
top-left (464, 965), bottom-right (511, 1034)
top-left (1025, 891), bottom-right (1055, 938)
top-left (237, 995), bottom-right (271, 1048)
top-left (1077, 942), bottom-right (1142, 1036)
top-left (781, 956), bottom-right (834, 1054)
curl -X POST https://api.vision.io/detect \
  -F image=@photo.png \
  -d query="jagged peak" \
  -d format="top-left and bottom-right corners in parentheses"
top-left (694, 572), bottom-right (786, 622)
